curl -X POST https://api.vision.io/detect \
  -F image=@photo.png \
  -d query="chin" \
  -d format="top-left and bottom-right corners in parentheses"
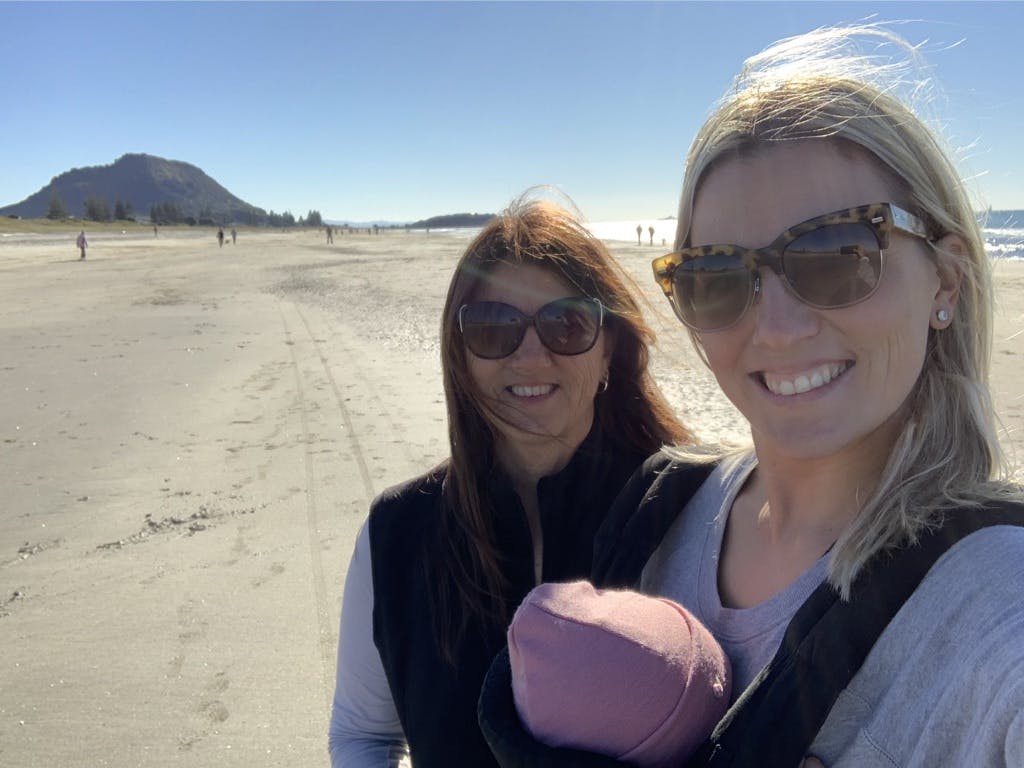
top-left (752, 423), bottom-right (852, 459)
top-left (497, 416), bottom-right (562, 441)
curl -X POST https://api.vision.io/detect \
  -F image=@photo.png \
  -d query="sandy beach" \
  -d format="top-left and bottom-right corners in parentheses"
top-left (1, 225), bottom-right (1022, 767)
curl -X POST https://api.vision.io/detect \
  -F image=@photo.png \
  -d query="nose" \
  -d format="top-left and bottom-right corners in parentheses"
top-left (750, 269), bottom-right (819, 348)
top-left (510, 326), bottom-right (553, 365)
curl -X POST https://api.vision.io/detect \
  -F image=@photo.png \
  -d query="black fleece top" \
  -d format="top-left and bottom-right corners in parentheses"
top-left (367, 425), bottom-right (648, 768)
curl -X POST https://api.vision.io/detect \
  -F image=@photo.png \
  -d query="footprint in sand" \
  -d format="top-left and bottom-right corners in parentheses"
top-left (250, 562), bottom-right (285, 588)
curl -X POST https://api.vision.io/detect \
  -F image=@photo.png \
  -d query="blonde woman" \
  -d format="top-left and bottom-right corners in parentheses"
top-left (481, 25), bottom-right (1024, 768)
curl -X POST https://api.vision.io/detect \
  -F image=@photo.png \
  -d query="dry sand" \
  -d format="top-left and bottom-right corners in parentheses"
top-left (1, 226), bottom-right (1021, 767)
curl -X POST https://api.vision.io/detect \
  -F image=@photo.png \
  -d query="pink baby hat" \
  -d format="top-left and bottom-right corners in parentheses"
top-left (508, 580), bottom-right (732, 768)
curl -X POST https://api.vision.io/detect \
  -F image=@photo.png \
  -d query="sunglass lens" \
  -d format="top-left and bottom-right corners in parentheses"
top-left (535, 298), bottom-right (601, 355)
top-left (672, 254), bottom-right (752, 330)
top-left (783, 223), bottom-right (882, 307)
top-left (460, 303), bottom-right (525, 359)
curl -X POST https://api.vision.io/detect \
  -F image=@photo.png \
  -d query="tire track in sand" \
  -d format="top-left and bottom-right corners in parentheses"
top-left (292, 300), bottom-right (423, 471)
top-left (281, 299), bottom-right (425, 713)
top-left (278, 301), bottom-right (367, 711)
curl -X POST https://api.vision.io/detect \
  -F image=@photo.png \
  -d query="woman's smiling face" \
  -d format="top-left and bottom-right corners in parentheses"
top-left (689, 140), bottom-right (946, 462)
top-left (465, 261), bottom-right (610, 458)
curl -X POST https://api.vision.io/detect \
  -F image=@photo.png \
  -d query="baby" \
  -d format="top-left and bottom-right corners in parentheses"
top-left (507, 580), bottom-right (732, 768)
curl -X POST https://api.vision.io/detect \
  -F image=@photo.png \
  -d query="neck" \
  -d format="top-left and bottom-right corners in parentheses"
top-left (494, 409), bottom-right (595, 490)
top-left (496, 435), bottom-right (579, 491)
top-left (745, 433), bottom-right (893, 545)
top-left (496, 428), bottom-right (589, 589)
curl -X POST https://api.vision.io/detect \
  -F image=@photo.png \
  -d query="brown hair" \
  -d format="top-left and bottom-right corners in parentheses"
top-left (431, 195), bottom-right (691, 661)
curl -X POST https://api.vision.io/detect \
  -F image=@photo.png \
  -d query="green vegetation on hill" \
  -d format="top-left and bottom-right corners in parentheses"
top-left (407, 212), bottom-right (496, 229)
top-left (0, 153), bottom-right (324, 227)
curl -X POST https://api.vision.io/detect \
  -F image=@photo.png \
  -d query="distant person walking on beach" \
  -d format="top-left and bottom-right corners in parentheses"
top-left (153, 225), bottom-right (158, 237)
top-left (325, 225), bottom-right (333, 244)
top-left (231, 228), bottom-right (237, 244)
top-left (217, 228), bottom-right (225, 247)
top-left (76, 230), bottom-right (87, 260)
top-left (328, 196), bottom-right (692, 767)
top-left (636, 223), bottom-right (642, 245)
top-left (648, 225), bottom-right (655, 245)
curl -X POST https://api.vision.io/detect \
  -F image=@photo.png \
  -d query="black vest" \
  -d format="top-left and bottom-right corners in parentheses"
top-left (369, 430), bottom-right (647, 768)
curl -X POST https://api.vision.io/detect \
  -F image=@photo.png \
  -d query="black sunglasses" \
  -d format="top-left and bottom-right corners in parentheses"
top-left (458, 297), bottom-right (604, 359)
top-left (652, 203), bottom-right (931, 331)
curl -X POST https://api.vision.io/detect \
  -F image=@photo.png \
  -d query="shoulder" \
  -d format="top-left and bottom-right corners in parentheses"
top-left (611, 448), bottom-right (720, 515)
top-left (592, 449), bottom-right (720, 587)
top-left (368, 461), bottom-right (449, 551)
top-left (891, 509), bottom-right (1024, 659)
top-left (925, 511), bottom-right (1024, 599)
top-left (369, 461), bottom-right (448, 518)
top-left (874, 501), bottom-right (1024, 637)
top-left (826, 511), bottom-right (1024, 765)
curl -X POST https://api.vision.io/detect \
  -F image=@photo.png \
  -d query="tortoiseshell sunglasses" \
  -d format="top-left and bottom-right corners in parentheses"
top-left (652, 203), bottom-right (930, 331)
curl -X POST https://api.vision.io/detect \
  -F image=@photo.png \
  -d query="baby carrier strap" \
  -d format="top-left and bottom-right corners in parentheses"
top-left (592, 454), bottom-right (715, 589)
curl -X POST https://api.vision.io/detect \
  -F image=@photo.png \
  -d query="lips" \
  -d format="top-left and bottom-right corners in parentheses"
top-left (509, 384), bottom-right (556, 398)
top-left (761, 361), bottom-right (850, 396)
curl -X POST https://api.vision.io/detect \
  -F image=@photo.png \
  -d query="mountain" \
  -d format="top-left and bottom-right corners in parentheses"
top-left (0, 153), bottom-right (266, 224)
top-left (407, 212), bottom-right (496, 229)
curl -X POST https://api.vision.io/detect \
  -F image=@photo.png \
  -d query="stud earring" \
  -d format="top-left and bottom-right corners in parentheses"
top-left (937, 309), bottom-right (951, 323)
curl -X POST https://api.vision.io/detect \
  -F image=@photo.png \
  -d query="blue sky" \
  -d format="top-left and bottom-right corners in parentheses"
top-left (2, 1), bottom-right (1022, 222)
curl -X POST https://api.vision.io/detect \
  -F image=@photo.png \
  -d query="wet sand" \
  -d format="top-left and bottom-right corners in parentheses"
top-left (0, 226), bottom-right (1021, 766)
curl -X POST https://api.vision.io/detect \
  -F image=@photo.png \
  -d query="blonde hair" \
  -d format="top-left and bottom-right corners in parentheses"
top-left (670, 24), bottom-right (1021, 597)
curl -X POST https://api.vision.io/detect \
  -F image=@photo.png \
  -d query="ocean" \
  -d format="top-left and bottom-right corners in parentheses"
top-left (982, 227), bottom-right (1024, 260)
top-left (586, 218), bottom-right (1024, 261)
top-left (418, 215), bottom-right (1024, 261)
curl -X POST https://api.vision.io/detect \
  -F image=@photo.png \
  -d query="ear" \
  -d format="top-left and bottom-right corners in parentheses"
top-left (929, 234), bottom-right (964, 330)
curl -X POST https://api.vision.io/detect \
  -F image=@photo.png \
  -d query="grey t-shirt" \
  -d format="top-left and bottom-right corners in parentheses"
top-left (640, 451), bottom-right (829, 695)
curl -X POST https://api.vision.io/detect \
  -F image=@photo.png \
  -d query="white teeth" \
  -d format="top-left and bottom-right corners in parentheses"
top-left (763, 362), bottom-right (848, 397)
top-left (510, 384), bottom-right (555, 398)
